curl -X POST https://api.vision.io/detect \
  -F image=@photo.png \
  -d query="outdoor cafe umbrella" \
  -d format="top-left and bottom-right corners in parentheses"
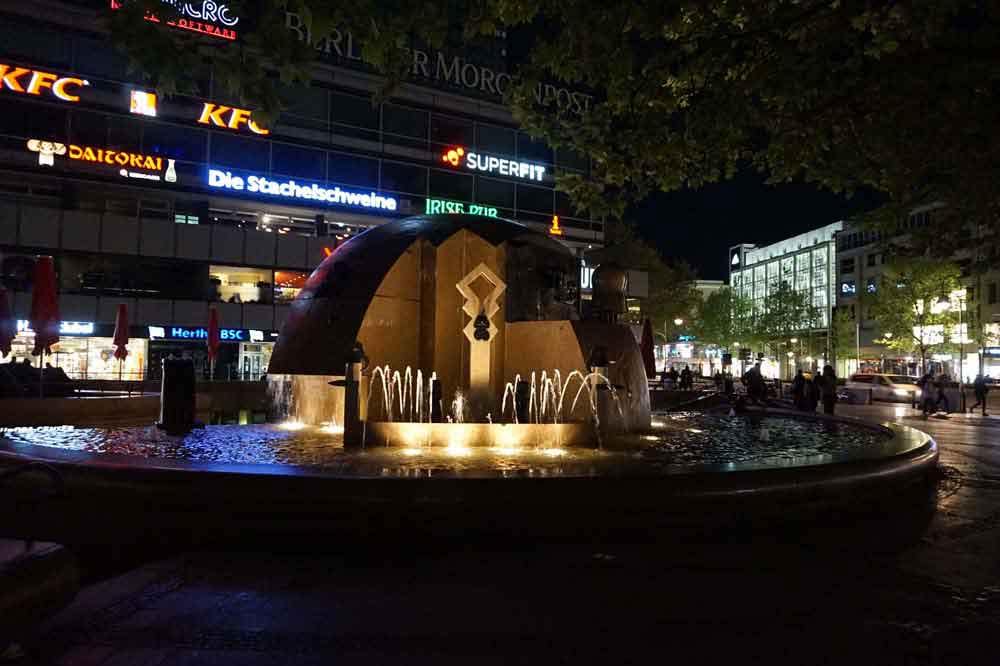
top-left (30, 256), bottom-right (60, 396)
top-left (0, 286), bottom-right (15, 359)
top-left (206, 305), bottom-right (220, 380)
top-left (640, 318), bottom-right (657, 379)
top-left (112, 303), bottom-right (129, 381)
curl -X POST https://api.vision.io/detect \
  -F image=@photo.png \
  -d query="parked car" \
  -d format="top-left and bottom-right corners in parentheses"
top-left (845, 374), bottom-right (922, 402)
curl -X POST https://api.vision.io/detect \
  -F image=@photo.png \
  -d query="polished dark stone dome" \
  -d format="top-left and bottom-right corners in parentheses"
top-left (268, 214), bottom-right (573, 375)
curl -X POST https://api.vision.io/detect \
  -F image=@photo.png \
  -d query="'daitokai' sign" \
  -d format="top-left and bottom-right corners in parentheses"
top-left (208, 169), bottom-right (398, 212)
top-left (284, 12), bottom-right (593, 115)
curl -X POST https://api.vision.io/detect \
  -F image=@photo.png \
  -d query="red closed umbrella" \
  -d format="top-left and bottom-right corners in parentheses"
top-left (113, 303), bottom-right (129, 382)
top-left (112, 304), bottom-right (129, 360)
top-left (206, 305), bottom-right (220, 380)
top-left (0, 286), bottom-right (15, 359)
top-left (30, 256), bottom-right (60, 357)
top-left (640, 318), bottom-right (657, 379)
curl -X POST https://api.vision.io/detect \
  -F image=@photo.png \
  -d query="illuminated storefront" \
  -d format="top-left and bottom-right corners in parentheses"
top-left (7, 320), bottom-right (148, 380)
top-left (145, 325), bottom-right (276, 380)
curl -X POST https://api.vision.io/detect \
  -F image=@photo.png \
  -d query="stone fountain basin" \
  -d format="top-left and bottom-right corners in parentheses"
top-left (363, 421), bottom-right (594, 448)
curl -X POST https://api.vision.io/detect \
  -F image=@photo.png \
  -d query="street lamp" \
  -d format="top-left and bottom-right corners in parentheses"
top-left (674, 318), bottom-right (684, 326)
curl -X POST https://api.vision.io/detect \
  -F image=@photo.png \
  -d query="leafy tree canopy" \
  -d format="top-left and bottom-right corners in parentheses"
top-left (867, 257), bottom-right (961, 371)
top-left (107, 1), bottom-right (999, 256)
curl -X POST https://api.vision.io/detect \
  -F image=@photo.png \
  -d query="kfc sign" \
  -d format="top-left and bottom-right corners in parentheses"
top-left (198, 103), bottom-right (269, 135)
top-left (0, 64), bottom-right (88, 103)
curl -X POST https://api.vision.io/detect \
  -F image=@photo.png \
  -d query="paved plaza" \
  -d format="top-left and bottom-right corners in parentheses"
top-left (10, 403), bottom-right (1000, 666)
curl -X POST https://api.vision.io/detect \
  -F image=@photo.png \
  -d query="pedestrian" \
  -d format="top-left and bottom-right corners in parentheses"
top-left (917, 371), bottom-right (935, 416)
top-left (714, 370), bottom-right (724, 393)
top-left (791, 369), bottom-right (806, 410)
top-left (723, 371), bottom-right (735, 396)
top-left (744, 362), bottom-right (765, 404)
top-left (934, 373), bottom-right (950, 413)
top-left (805, 373), bottom-right (821, 413)
top-left (680, 365), bottom-right (693, 391)
top-left (819, 365), bottom-right (838, 415)
top-left (969, 374), bottom-right (989, 416)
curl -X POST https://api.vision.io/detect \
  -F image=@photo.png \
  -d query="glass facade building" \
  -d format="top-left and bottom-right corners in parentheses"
top-left (0, 1), bottom-right (602, 381)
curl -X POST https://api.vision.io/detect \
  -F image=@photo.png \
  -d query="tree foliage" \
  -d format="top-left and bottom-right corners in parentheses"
top-left (600, 222), bottom-right (700, 335)
top-left (106, 1), bottom-right (1000, 255)
top-left (754, 282), bottom-right (821, 347)
top-left (867, 257), bottom-right (961, 371)
top-left (690, 286), bottom-right (755, 349)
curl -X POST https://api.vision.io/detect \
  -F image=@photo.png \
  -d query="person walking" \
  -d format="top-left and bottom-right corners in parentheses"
top-left (680, 365), bottom-right (693, 391)
top-left (819, 365), bottom-right (838, 415)
top-left (791, 369), bottom-right (806, 410)
top-left (969, 374), bottom-right (989, 416)
top-left (934, 373), bottom-right (951, 414)
top-left (917, 371), bottom-right (935, 417)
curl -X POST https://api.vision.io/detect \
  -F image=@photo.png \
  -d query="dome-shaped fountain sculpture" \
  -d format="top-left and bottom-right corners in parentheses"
top-left (267, 214), bottom-right (651, 448)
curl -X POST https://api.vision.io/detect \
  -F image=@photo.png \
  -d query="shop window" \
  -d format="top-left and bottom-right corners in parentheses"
top-left (278, 84), bottom-right (329, 132)
top-left (556, 147), bottom-right (589, 174)
top-left (0, 20), bottom-right (70, 66)
top-left (380, 161), bottom-right (426, 195)
top-left (274, 270), bottom-right (309, 303)
top-left (328, 151), bottom-right (379, 187)
top-left (271, 142), bottom-right (325, 180)
top-left (476, 123), bottom-right (515, 156)
top-left (428, 169), bottom-right (473, 202)
top-left (382, 103), bottom-right (428, 149)
top-left (0, 98), bottom-right (67, 142)
top-left (143, 123), bottom-right (207, 162)
top-left (108, 117), bottom-right (144, 152)
top-left (331, 92), bottom-right (378, 142)
top-left (517, 132), bottom-right (553, 164)
top-left (74, 37), bottom-right (129, 79)
top-left (209, 265), bottom-right (273, 304)
top-left (431, 115), bottom-right (474, 151)
top-left (516, 183), bottom-right (553, 214)
top-left (476, 177), bottom-right (514, 208)
top-left (209, 132), bottom-right (270, 171)
top-left (68, 110), bottom-right (108, 147)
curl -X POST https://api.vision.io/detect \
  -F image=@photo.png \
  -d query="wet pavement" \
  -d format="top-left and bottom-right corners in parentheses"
top-left (13, 403), bottom-right (1000, 665)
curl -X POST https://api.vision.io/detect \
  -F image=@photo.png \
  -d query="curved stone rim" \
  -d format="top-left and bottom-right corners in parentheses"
top-left (0, 413), bottom-right (936, 484)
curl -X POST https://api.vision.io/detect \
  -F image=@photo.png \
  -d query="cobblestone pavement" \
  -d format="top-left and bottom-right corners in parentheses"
top-left (17, 405), bottom-right (1000, 666)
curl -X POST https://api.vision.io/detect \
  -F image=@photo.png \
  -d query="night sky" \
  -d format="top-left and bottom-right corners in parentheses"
top-left (629, 169), bottom-right (884, 280)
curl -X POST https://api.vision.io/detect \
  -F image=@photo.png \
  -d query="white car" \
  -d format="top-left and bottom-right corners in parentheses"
top-left (846, 374), bottom-right (922, 402)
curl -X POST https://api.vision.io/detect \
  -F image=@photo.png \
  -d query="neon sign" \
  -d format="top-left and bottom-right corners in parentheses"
top-left (0, 64), bottom-right (88, 102)
top-left (207, 169), bottom-right (398, 212)
top-left (441, 146), bottom-right (545, 182)
top-left (130, 90), bottom-right (158, 117)
top-left (17, 320), bottom-right (95, 336)
top-left (111, 1), bottom-right (239, 41)
top-left (548, 215), bottom-right (563, 236)
top-left (198, 103), bottom-right (269, 135)
top-left (425, 198), bottom-right (497, 217)
top-left (27, 140), bottom-right (175, 182)
top-left (148, 325), bottom-right (248, 341)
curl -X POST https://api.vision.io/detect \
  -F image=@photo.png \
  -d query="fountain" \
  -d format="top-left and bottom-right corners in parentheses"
top-left (0, 214), bottom-right (940, 535)
top-left (266, 213), bottom-right (650, 449)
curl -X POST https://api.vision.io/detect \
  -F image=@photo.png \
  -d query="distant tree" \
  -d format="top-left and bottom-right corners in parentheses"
top-left (867, 258), bottom-right (961, 373)
top-left (690, 287), bottom-right (756, 350)
top-left (754, 282), bottom-right (821, 349)
top-left (601, 222), bottom-right (700, 337)
top-left (830, 306), bottom-right (859, 368)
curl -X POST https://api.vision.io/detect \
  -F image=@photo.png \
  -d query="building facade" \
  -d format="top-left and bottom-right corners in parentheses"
top-left (728, 223), bottom-right (840, 377)
top-left (0, 1), bottom-right (602, 381)
top-left (835, 211), bottom-right (1000, 381)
